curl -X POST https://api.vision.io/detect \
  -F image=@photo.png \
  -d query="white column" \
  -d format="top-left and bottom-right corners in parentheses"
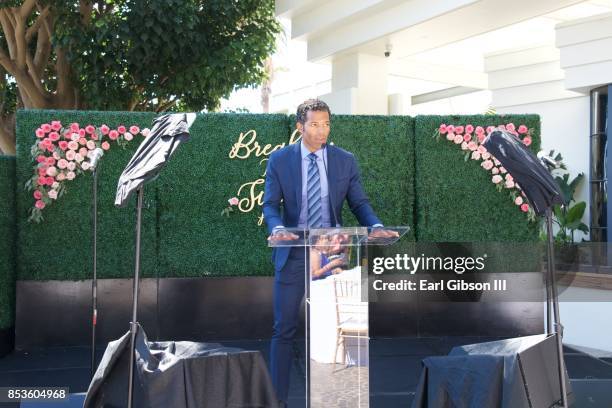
top-left (319, 53), bottom-right (388, 114)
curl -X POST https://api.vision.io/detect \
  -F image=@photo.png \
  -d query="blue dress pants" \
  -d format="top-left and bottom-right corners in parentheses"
top-left (270, 247), bottom-right (307, 404)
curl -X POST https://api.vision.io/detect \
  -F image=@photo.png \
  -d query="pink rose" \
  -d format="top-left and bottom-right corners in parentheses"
top-left (518, 125), bottom-right (528, 134)
top-left (37, 168), bottom-right (47, 177)
top-left (492, 175), bottom-right (503, 184)
top-left (79, 137), bottom-right (87, 145)
top-left (477, 145), bottom-right (487, 154)
top-left (51, 121), bottom-right (62, 131)
top-left (35, 128), bottom-right (45, 138)
top-left (35, 200), bottom-right (45, 209)
top-left (70, 123), bottom-right (80, 132)
top-left (141, 128), bottom-right (150, 137)
top-left (124, 133), bottom-right (133, 141)
top-left (109, 130), bottom-right (119, 140)
top-left (41, 123), bottom-right (51, 133)
top-left (486, 126), bottom-right (495, 134)
top-left (101, 141), bottom-right (110, 150)
top-left (46, 144), bottom-right (55, 153)
top-left (129, 126), bottom-right (140, 134)
top-left (85, 125), bottom-right (96, 134)
top-left (100, 125), bottom-right (110, 135)
top-left (45, 157), bottom-right (56, 166)
top-left (461, 141), bottom-right (468, 150)
top-left (33, 190), bottom-right (42, 200)
top-left (67, 161), bottom-right (75, 171)
top-left (58, 159), bottom-right (68, 169)
top-left (505, 180), bottom-right (515, 188)
top-left (86, 140), bottom-right (96, 150)
top-left (492, 167), bottom-right (499, 174)
top-left (117, 125), bottom-right (126, 134)
top-left (49, 132), bottom-right (60, 141)
top-left (481, 160), bottom-right (494, 170)
top-left (42, 138), bottom-right (52, 147)
top-left (37, 176), bottom-right (46, 186)
top-left (482, 152), bottom-right (491, 160)
top-left (446, 132), bottom-right (455, 141)
top-left (51, 182), bottom-right (59, 189)
top-left (463, 134), bottom-right (471, 142)
top-left (475, 126), bottom-right (485, 135)
top-left (471, 151), bottom-right (481, 160)
top-left (48, 190), bottom-right (58, 200)
top-left (454, 126), bottom-right (464, 134)
top-left (467, 141), bottom-right (477, 151)
top-left (521, 203), bottom-right (529, 212)
top-left (90, 133), bottom-right (98, 140)
top-left (45, 176), bottom-right (54, 185)
top-left (81, 161), bottom-right (91, 171)
top-left (506, 123), bottom-right (515, 132)
top-left (439, 124), bottom-right (447, 134)
top-left (79, 147), bottom-right (88, 157)
top-left (465, 125), bottom-right (474, 134)
top-left (498, 124), bottom-right (506, 131)
top-left (57, 172), bottom-right (66, 181)
top-left (71, 133), bottom-right (80, 142)
top-left (66, 150), bottom-right (75, 161)
top-left (500, 167), bottom-right (507, 174)
top-left (228, 197), bottom-right (239, 206)
top-left (515, 196), bottom-right (523, 205)
top-left (74, 153), bottom-right (84, 162)
top-left (477, 134), bottom-right (485, 143)
top-left (58, 141), bottom-right (69, 151)
top-left (505, 173), bottom-right (513, 181)
top-left (36, 155), bottom-right (46, 163)
top-left (38, 142), bottom-right (45, 150)
top-left (52, 152), bottom-right (61, 160)
top-left (453, 134), bottom-right (463, 144)
top-left (523, 137), bottom-right (532, 146)
top-left (66, 171), bottom-right (76, 180)
top-left (46, 166), bottom-right (58, 177)
top-left (78, 129), bottom-right (86, 137)
top-left (446, 125), bottom-right (455, 133)
top-left (493, 158), bottom-right (501, 166)
top-left (68, 141), bottom-right (79, 151)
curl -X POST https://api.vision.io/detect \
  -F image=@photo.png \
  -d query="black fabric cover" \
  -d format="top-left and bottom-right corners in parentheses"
top-left (115, 113), bottom-right (194, 208)
top-left (411, 334), bottom-right (569, 408)
top-left (483, 130), bottom-right (565, 216)
top-left (84, 325), bottom-right (279, 408)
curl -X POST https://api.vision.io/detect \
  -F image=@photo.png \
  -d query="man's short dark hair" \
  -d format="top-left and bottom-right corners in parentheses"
top-left (296, 99), bottom-right (331, 124)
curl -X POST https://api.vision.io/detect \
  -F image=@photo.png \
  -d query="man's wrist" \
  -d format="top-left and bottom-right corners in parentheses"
top-left (273, 225), bottom-right (286, 234)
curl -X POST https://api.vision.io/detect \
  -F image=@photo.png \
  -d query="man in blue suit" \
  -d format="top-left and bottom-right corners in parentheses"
top-left (263, 99), bottom-right (395, 406)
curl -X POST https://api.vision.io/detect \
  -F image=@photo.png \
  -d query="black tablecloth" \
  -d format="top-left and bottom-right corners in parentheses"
top-left (84, 324), bottom-right (279, 408)
top-left (412, 334), bottom-right (570, 408)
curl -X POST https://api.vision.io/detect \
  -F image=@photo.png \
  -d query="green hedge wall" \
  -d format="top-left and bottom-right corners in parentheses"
top-left (16, 110), bottom-right (158, 280)
top-left (12, 110), bottom-right (540, 281)
top-left (415, 114), bottom-right (541, 242)
top-left (0, 156), bottom-right (16, 329)
top-left (157, 113), bottom-right (290, 277)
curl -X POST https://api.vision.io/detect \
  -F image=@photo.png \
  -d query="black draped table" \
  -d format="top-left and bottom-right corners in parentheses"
top-left (84, 324), bottom-right (279, 408)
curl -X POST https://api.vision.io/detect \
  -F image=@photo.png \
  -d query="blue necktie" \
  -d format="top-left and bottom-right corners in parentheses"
top-left (307, 153), bottom-right (322, 228)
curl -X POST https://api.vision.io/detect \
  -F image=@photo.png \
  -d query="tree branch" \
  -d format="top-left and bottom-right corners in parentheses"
top-left (19, 0), bottom-right (38, 20)
top-left (25, 5), bottom-right (49, 43)
top-left (32, 24), bottom-right (50, 76)
top-left (11, 8), bottom-right (28, 70)
top-left (0, 10), bottom-right (16, 59)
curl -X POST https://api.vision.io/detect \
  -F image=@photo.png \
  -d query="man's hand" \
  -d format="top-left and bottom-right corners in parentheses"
top-left (368, 228), bottom-right (400, 240)
top-left (267, 229), bottom-right (300, 242)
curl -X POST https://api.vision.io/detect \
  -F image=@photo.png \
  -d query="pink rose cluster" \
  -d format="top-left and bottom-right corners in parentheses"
top-left (437, 122), bottom-right (535, 215)
top-left (29, 120), bottom-right (151, 220)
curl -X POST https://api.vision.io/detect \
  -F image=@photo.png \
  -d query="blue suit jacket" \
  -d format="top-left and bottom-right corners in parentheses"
top-left (263, 142), bottom-right (382, 271)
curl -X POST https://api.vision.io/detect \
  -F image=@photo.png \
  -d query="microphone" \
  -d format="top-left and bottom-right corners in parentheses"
top-left (88, 148), bottom-right (104, 170)
top-left (321, 143), bottom-right (340, 228)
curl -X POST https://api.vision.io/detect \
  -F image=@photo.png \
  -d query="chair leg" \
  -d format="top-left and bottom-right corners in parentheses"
top-left (333, 333), bottom-right (340, 365)
top-left (341, 336), bottom-right (346, 366)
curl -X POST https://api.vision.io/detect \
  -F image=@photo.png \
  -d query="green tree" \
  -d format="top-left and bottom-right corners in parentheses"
top-left (0, 0), bottom-right (280, 154)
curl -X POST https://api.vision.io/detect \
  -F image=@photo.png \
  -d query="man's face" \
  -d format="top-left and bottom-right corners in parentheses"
top-left (297, 110), bottom-right (330, 152)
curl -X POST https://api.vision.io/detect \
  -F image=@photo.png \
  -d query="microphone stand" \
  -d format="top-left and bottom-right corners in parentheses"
top-left (90, 162), bottom-right (98, 379)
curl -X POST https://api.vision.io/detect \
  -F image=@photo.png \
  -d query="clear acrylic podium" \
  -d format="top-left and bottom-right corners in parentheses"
top-left (269, 226), bottom-right (409, 407)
